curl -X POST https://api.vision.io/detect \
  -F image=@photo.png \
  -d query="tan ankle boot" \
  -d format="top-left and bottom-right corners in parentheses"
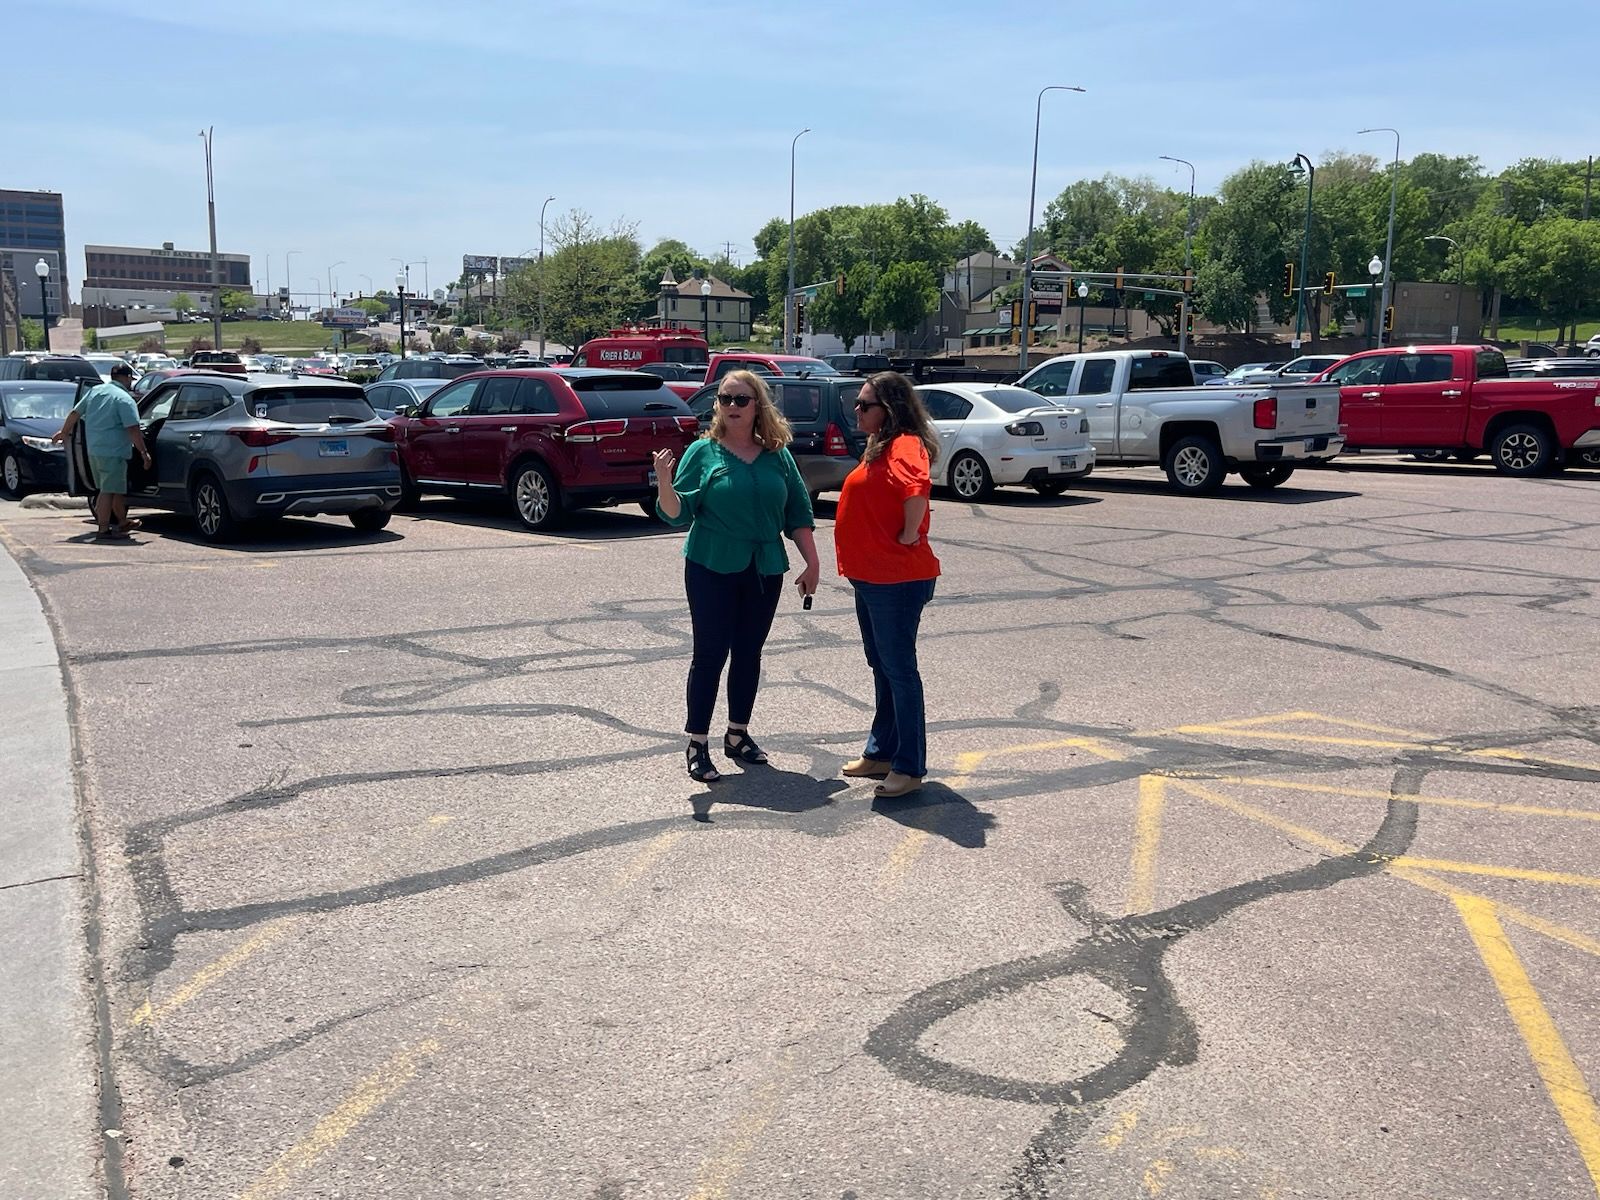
top-left (842, 757), bottom-right (892, 778)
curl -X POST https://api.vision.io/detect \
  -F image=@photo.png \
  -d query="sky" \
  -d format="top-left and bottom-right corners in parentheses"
top-left (10, 0), bottom-right (1591, 303)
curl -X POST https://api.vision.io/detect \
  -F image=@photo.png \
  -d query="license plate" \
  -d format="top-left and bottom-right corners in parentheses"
top-left (319, 439), bottom-right (349, 457)
top-left (647, 469), bottom-right (657, 485)
top-left (1057, 455), bottom-right (1077, 470)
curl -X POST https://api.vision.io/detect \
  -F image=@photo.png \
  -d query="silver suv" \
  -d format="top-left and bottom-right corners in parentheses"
top-left (68, 371), bottom-right (402, 542)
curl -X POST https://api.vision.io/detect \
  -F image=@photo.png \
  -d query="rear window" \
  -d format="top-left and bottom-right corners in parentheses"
top-left (1128, 356), bottom-right (1195, 390)
top-left (662, 346), bottom-right (709, 365)
top-left (1476, 351), bottom-right (1509, 380)
top-left (192, 352), bottom-right (241, 364)
top-left (777, 359), bottom-right (839, 376)
top-left (979, 386), bottom-right (1055, 413)
top-left (28, 359), bottom-right (99, 382)
top-left (248, 386), bottom-right (376, 424)
top-left (570, 375), bottom-right (691, 418)
top-left (775, 382), bottom-right (821, 422)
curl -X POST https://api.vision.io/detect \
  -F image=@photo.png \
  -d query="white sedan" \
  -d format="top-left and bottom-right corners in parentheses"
top-left (916, 383), bottom-right (1094, 500)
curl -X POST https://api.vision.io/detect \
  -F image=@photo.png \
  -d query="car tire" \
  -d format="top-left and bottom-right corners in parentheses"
top-left (1489, 423), bottom-right (1554, 476)
top-left (190, 474), bottom-right (239, 543)
top-left (397, 462), bottom-right (420, 510)
top-left (947, 451), bottom-right (994, 501)
top-left (510, 460), bottom-right (562, 530)
top-left (350, 509), bottom-right (391, 533)
top-left (1, 449), bottom-right (26, 498)
top-left (1162, 435), bottom-right (1226, 495)
top-left (1031, 480), bottom-right (1069, 496)
top-left (1238, 464), bottom-right (1295, 490)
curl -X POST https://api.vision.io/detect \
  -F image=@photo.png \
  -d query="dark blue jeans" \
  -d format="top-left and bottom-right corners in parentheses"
top-left (851, 577), bottom-right (936, 777)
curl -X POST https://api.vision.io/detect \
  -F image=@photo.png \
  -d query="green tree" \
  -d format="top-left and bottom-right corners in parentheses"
top-left (638, 239), bottom-right (707, 303)
top-left (184, 335), bottom-right (213, 354)
top-left (366, 333), bottom-right (390, 354)
top-left (137, 336), bottom-right (163, 353)
top-left (220, 288), bottom-right (254, 312)
top-left (496, 331), bottom-right (522, 353)
top-left (1192, 261), bottom-right (1253, 330)
top-left (19, 319), bottom-right (44, 350)
top-left (868, 262), bottom-right (938, 334)
top-left (1202, 162), bottom-right (1304, 329)
top-left (433, 331), bottom-right (460, 354)
top-left (1506, 216), bottom-right (1600, 344)
top-left (172, 293), bottom-right (195, 315)
top-left (808, 262), bottom-right (879, 351)
top-left (352, 298), bottom-right (388, 319)
top-left (503, 210), bottom-right (645, 348)
top-left (240, 335), bottom-right (263, 354)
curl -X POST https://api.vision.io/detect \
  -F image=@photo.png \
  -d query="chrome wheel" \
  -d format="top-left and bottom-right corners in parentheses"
top-left (1497, 432), bottom-right (1540, 471)
top-left (2, 452), bottom-right (19, 494)
top-left (195, 482), bottom-right (223, 536)
top-left (514, 465), bottom-right (554, 528)
top-left (949, 453), bottom-right (990, 500)
top-left (1171, 446), bottom-right (1211, 488)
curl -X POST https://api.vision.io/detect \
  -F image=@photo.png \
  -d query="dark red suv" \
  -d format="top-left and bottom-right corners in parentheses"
top-left (391, 369), bottom-right (700, 529)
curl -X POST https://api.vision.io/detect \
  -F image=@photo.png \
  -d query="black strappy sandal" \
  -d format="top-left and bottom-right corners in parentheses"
top-left (723, 730), bottom-right (769, 764)
top-left (686, 741), bottom-right (721, 783)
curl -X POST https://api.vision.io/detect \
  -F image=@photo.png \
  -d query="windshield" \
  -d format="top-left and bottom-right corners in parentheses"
top-left (980, 386), bottom-right (1056, 413)
top-left (248, 386), bottom-right (376, 424)
top-left (3, 385), bottom-right (77, 419)
top-left (778, 359), bottom-right (840, 376)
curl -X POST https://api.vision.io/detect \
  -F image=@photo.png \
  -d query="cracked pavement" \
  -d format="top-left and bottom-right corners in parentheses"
top-left (3, 456), bottom-right (1599, 1199)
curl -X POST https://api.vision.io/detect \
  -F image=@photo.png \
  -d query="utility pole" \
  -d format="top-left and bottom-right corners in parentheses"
top-left (1291, 153), bottom-right (1316, 349)
top-left (1161, 155), bottom-right (1196, 353)
top-left (199, 127), bottom-right (222, 351)
top-left (1358, 127), bottom-right (1400, 348)
top-left (786, 128), bottom-right (810, 349)
top-left (1020, 85), bottom-right (1087, 369)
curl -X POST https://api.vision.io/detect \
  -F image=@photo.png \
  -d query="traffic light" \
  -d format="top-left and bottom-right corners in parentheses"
top-left (836, 273), bottom-right (845, 296)
top-left (1383, 305), bottom-right (1395, 334)
top-left (1183, 269), bottom-right (1193, 293)
top-left (1282, 263), bottom-right (1295, 298)
top-left (1010, 299), bottom-right (1022, 332)
top-left (795, 300), bottom-right (806, 330)
top-left (1185, 308), bottom-right (1196, 336)
top-left (1323, 271), bottom-right (1336, 297)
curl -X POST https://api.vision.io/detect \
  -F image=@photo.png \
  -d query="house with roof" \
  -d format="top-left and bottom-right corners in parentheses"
top-left (654, 269), bottom-right (753, 341)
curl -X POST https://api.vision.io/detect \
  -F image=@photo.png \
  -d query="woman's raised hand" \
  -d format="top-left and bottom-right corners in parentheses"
top-left (652, 447), bottom-right (677, 480)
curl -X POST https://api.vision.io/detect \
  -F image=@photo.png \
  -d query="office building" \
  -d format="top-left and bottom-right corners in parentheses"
top-left (83, 241), bottom-right (251, 311)
top-left (0, 188), bottom-right (67, 303)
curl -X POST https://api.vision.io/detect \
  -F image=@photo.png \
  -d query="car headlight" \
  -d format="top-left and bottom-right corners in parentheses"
top-left (20, 436), bottom-right (63, 452)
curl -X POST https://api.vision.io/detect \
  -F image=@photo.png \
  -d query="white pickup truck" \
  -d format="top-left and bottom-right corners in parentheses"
top-left (1017, 350), bottom-right (1344, 494)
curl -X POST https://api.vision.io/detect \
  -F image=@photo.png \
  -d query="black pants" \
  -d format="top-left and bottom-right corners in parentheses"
top-left (685, 559), bottom-right (784, 735)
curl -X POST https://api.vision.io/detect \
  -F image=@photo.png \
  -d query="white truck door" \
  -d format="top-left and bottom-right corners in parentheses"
top-left (1074, 357), bottom-right (1119, 457)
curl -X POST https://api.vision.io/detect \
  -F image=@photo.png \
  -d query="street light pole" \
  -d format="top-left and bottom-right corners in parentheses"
top-left (1291, 153), bottom-right (1316, 349)
top-left (700, 279), bottom-right (712, 343)
top-left (396, 268), bottom-right (408, 359)
top-left (34, 258), bottom-right (51, 351)
top-left (1425, 234), bottom-right (1464, 340)
top-left (285, 249), bottom-right (300, 318)
top-left (1358, 127), bottom-right (1400, 348)
top-left (1020, 85), bottom-right (1087, 369)
top-left (326, 262), bottom-right (345, 315)
top-left (1076, 281), bottom-right (1089, 353)
top-left (538, 195), bottom-right (555, 358)
top-left (786, 128), bottom-right (810, 350)
top-left (1161, 154), bottom-right (1196, 353)
top-left (199, 127), bottom-right (222, 351)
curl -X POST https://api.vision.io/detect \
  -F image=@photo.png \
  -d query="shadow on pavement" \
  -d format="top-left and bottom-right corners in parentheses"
top-left (688, 763), bottom-right (849, 823)
top-left (1072, 472), bottom-right (1361, 503)
top-left (872, 783), bottom-right (997, 849)
top-left (398, 497), bottom-right (683, 541)
top-left (123, 511), bottom-right (404, 552)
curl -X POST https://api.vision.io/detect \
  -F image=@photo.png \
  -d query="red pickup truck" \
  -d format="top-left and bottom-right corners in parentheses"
top-left (1321, 345), bottom-right (1600, 474)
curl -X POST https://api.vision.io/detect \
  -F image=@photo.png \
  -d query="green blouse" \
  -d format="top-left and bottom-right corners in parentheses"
top-left (658, 437), bottom-right (815, 575)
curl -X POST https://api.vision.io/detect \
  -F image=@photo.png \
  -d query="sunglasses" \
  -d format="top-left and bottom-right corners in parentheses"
top-left (853, 400), bottom-right (884, 412)
top-left (716, 392), bottom-right (753, 407)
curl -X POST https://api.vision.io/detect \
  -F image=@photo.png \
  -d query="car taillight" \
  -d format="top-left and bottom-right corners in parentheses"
top-left (675, 416), bottom-right (700, 434)
top-left (1253, 397), bottom-right (1277, 430)
top-left (824, 422), bottom-right (849, 456)
top-left (565, 419), bottom-right (628, 443)
top-left (1079, 418), bottom-right (1089, 434)
top-left (1005, 420), bottom-right (1045, 437)
top-left (364, 424), bottom-right (396, 443)
top-left (230, 428), bottom-right (296, 447)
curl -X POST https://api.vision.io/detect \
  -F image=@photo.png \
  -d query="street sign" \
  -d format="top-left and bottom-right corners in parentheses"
top-left (1346, 286), bottom-right (1368, 297)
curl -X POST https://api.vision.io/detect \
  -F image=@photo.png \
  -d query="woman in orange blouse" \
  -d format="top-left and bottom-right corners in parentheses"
top-left (833, 372), bottom-right (941, 798)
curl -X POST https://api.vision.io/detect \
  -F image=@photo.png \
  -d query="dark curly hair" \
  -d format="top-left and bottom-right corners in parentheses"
top-left (861, 371), bottom-right (940, 466)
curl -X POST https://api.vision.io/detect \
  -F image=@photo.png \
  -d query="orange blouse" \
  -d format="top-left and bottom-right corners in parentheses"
top-left (834, 434), bottom-right (941, 584)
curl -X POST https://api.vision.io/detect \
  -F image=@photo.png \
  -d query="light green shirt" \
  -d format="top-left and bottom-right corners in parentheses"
top-left (658, 438), bottom-right (814, 575)
top-left (73, 382), bottom-right (139, 458)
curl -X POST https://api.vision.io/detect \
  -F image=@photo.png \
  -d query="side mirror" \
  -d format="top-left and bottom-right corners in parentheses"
top-left (395, 404), bottom-right (416, 419)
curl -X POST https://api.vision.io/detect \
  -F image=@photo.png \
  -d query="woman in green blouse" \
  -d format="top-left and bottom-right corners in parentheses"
top-left (653, 370), bottom-right (821, 783)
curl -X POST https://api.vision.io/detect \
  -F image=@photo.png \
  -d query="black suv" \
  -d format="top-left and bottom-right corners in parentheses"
top-left (0, 354), bottom-right (102, 384)
top-left (685, 375), bottom-right (867, 500)
top-left (375, 358), bottom-right (484, 382)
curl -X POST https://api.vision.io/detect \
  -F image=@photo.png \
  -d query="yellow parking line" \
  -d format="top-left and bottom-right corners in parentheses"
top-left (604, 831), bottom-right (686, 895)
top-left (1387, 857), bottom-right (1600, 891)
top-left (685, 1055), bottom-right (793, 1200)
top-left (130, 918), bottom-right (293, 1028)
top-left (1125, 776), bottom-right (1167, 915)
top-left (1453, 895), bottom-right (1600, 1193)
top-left (1187, 774), bottom-right (1600, 823)
top-left (237, 1036), bottom-right (442, 1200)
top-left (875, 751), bottom-right (985, 896)
top-left (1167, 725), bottom-right (1599, 773)
top-left (1098, 1106), bottom-right (1142, 1150)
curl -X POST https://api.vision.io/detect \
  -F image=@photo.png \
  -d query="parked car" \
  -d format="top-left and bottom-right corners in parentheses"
top-left (0, 380), bottom-right (78, 496)
top-left (67, 371), bottom-right (401, 541)
top-left (364, 377), bottom-right (449, 419)
top-left (824, 353), bottom-right (892, 375)
top-left (1189, 359), bottom-right (1229, 382)
top-left (85, 354), bottom-right (138, 383)
top-left (1585, 333), bottom-right (1600, 358)
top-left (916, 383), bottom-right (1094, 499)
top-left (1203, 361), bottom-right (1286, 387)
top-left (136, 353), bottom-right (179, 372)
top-left (1234, 355), bottom-right (1343, 385)
top-left (705, 352), bottom-right (841, 383)
top-left (683, 374), bottom-right (868, 500)
top-left (504, 357), bottom-right (553, 370)
top-left (1320, 345), bottom-right (1600, 473)
top-left (187, 350), bottom-right (247, 375)
top-left (375, 358), bottom-right (483, 382)
top-left (1506, 357), bottom-right (1600, 379)
top-left (633, 362), bottom-right (705, 383)
top-left (1018, 349), bottom-right (1344, 494)
top-left (0, 355), bottom-right (102, 385)
top-left (390, 368), bottom-right (700, 529)
top-left (132, 368), bottom-right (196, 399)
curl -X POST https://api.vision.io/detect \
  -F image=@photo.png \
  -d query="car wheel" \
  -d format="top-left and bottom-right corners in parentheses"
top-left (1031, 480), bottom-right (1069, 496)
top-left (190, 474), bottom-right (239, 542)
top-left (350, 509), bottom-right (391, 533)
top-left (1238, 464), bottom-right (1295, 490)
top-left (511, 460), bottom-right (562, 530)
top-left (1489, 423), bottom-right (1554, 476)
top-left (1162, 435), bottom-right (1226, 495)
top-left (947, 451), bottom-right (993, 500)
top-left (1, 449), bottom-right (25, 498)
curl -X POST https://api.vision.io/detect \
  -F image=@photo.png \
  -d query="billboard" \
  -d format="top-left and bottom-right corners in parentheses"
top-left (462, 254), bottom-right (498, 275)
top-left (321, 306), bottom-right (369, 330)
top-left (499, 256), bottom-right (533, 274)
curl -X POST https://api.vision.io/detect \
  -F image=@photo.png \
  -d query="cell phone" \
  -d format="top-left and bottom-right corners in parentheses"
top-left (803, 594), bottom-right (813, 610)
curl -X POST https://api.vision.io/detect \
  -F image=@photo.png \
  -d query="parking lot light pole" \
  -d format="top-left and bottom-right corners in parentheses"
top-left (1076, 281), bottom-right (1088, 353)
top-left (1020, 85), bottom-right (1086, 369)
top-left (1160, 154), bottom-right (1196, 353)
top-left (1425, 234), bottom-right (1465, 340)
top-left (199, 127), bottom-right (222, 351)
top-left (326, 262), bottom-right (344, 316)
top-left (538, 196), bottom-right (555, 358)
top-left (786, 128), bottom-right (810, 349)
top-left (34, 258), bottom-right (50, 351)
top-left (1367, 255), bottom-right (1383, 347)
top-left (1290, 153), bottom-right (1316, 349)
top-left (285, 250), bottom-right (300, 318)
top-left (396, 269), bottom-right (408, 359)
top-left (700, 279), bottom-right (712, 342)
top-left (1358, 127), bottom-right (1400, 348)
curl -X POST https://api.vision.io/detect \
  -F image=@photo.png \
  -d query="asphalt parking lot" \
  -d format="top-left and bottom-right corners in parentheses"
top-left (4, 457), bottom-right (1600, 1200)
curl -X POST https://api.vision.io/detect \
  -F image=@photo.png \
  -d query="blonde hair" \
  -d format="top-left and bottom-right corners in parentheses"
top-left (707, 370), bottom-right (793, 451)
top-left (861, 371), bottom-right (940, 465)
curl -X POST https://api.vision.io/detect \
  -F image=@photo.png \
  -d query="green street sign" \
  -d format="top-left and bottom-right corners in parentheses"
top-left (1347, 286), bottom-right (1368, 297)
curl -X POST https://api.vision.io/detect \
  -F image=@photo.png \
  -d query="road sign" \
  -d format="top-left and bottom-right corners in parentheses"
top-left (1347, 286), bottom-right (1368, 298)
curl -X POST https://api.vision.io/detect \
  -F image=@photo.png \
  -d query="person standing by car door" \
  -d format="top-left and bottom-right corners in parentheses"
top-left (52, 363), bottom-right (151, 540)
top-left (833, 372), bottom-right (941, 799)
top-left (652, 370), bottom-right (820, 785)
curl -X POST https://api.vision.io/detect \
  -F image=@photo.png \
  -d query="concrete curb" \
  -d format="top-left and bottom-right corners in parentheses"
top-left (0, 538), bottom-right (102, 1198)
top-left (20, 494), bottom-right (90, 511)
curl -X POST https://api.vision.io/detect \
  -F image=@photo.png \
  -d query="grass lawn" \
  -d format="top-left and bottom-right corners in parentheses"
top-left (1493, 316), bottom-right (1600, 344)
top-left (97, 321), bottom-right (369, 354)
